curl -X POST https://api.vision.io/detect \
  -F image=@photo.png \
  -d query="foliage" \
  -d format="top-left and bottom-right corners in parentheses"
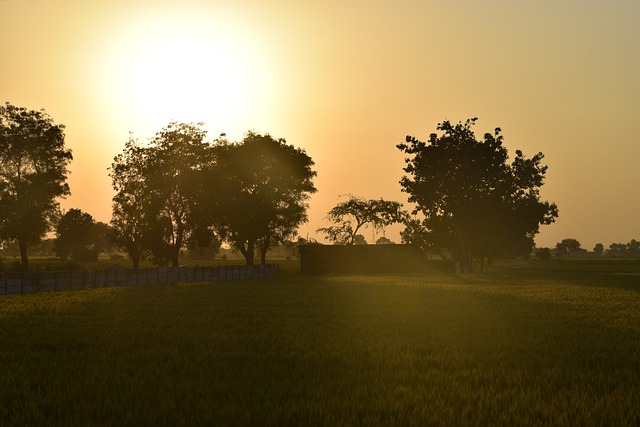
top-left (317, 195), bottom-right (407, 245)
top-left (607, 240), bottom-right (640, 257)
top-left (210, 132), bottom-right (317, 265)
top-left (375, 236), bottom-right (394, 245)
top-left (593, 243), bottom-right (605, 257)
top-left (555, 238), bottom-right (582, 257)
top-left (0, 102), bottom-right (73, 270)
top-left (90, 221), bottom-right (116, 255)
top-left (109, 136), bottom-right (151, 269)
top-left (536, 247), bottom-right (552, 261)
top-left (1, 260), bottom-right (639, 425)
top-left (398, 118), bottom-right (558, 271)
top-left (109, 123), bottom-right (213, 268)
top-left (54, 208), bottom-right (95, 261)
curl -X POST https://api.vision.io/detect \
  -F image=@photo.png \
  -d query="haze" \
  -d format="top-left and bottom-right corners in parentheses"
top-left (1, 0), bottom-right (638, 249)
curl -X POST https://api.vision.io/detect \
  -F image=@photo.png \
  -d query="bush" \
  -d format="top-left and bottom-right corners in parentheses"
top-left (536, 247), bottom-right (552, 261)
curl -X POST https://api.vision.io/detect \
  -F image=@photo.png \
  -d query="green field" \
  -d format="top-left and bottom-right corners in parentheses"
top-left (1, 259), bottom-right (639, 426)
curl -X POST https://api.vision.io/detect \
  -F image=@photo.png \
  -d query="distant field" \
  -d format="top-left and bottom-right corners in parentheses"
top-left (1, 259), bottom-right (639, 426)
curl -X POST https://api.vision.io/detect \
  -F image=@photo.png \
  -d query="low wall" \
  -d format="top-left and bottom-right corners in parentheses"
top-left (0, 264), bottom-right (279, 296)
top-left (299, 244), bottom-right (425, 275)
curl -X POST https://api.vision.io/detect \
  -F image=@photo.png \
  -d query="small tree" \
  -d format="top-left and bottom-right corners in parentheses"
top-left (536, 247), bottom-right (552, 261)
top-left (0, 103), bottom-right (73, 270)
top-left (54, 209), bottom-right (95, 261)
top-left (593, 243), bottom-right (604, 257)
top-left (318, 196), bottom-right (407, 245)
top-left (375, 236), bottom-right (394, 245)
top-left (555, 238), bottom-right (581, 257)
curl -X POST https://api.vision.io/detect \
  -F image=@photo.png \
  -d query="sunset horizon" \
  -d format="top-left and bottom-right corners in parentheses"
top-left (2, 0), bottom-right (638, 250)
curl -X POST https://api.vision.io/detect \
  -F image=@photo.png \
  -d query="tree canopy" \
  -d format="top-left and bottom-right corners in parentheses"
top-left (54, 208), bottom-right (95, 261)
top-left (317, 195), bottom-right (407, 245)
top-left (0, 102), bottom-right (73, 270)
top-left (210, 132), bottom-right (317, 265)
top-left (109, 123), bottom-right (212, 267)
top-left (398, 118), bottom-right (558, 271)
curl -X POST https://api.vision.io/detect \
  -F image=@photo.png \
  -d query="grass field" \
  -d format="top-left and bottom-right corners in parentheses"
top-left (1, 259), bottom-right (639, 426)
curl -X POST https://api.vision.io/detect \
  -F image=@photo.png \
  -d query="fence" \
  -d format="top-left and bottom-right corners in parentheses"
top-left (0, 264), bottom-right (279, 296)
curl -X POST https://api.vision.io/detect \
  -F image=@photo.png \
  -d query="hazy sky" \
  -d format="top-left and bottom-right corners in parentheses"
top-left (1, 0), bottom-right (639, 249)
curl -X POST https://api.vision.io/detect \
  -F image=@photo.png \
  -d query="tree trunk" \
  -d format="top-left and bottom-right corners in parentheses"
top-left (260, 235), bottom-right (270, 265)
top-left (18, 239), bottom-right (29, 271)
top-left (131, 253), bottom-right (140, 270)
top-left (244, 240), bottom-right (255, 266)
top-left (171, 247), bottom-right (180, 267)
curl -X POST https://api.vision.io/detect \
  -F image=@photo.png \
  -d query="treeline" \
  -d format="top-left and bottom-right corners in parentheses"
top-left (3, 103), bottom-right (574, 273)
top-left (537, 238), bottom-right (640, 259)
top-left (0, 103), bottom-right (316, 270)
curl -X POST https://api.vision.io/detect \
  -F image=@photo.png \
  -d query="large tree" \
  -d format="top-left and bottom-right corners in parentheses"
top-left (0, 102), bottom-right (73, 270)
top-left (398, 118), bottom-right (558, 272)
top-left (317, 195), bottom-right (407, 245)
top-left (110, 123), bottom-right (213, 267)
top-left (211, 132), bottom-right (317, 265)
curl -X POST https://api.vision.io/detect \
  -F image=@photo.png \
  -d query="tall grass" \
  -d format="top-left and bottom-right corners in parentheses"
top-left (1, 260), bottom-right (639, 426)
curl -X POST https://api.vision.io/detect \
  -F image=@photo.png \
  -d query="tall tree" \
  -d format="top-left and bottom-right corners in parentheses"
top-left (54, 208), bottom-right (95, 261)
top-left (398, 118), bottom-right (558, 272)
top-left (144, 122), bottom-right (213, 266)
top-left (317, 195), bottom-right (407, 245)
top-left (110, 124), bottom-right (213, 267)
top-left (109, 136), bottom-right (151, 269)
top-left (0, 102), bottom-right (73, 270)
top-left (211, 132), bottom-right (317, 265)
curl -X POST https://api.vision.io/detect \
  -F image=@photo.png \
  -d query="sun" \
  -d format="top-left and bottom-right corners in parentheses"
top-left (98, 8), bottom-right (270, 134)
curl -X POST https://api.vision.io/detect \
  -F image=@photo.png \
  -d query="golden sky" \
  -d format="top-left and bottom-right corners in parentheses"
top-left (1, 0), bottom-right (639, 249)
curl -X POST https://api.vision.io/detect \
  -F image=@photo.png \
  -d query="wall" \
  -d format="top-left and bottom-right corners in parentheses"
top-left (299, 244), bottom-right (425, 275)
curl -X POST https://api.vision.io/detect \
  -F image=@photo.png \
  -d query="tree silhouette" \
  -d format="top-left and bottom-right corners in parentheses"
top-left (0, 102), bottom-right (72, 270)
top-left (318, 195), bottom-right (407, 245)
top-left (109, 136), bottom-right (151, 269)
top-left (398, 118), bottom-right (558, 272)
top-left (110, 123), bottom-right (212, 267)
top-left (54, 208), bottom-right (95, 261)
top-left (555, 238), bottom-right (581, 257)
top-left (210, 132), bottom-right (317, 265)
top-left (593, 243), bottom-right (604, 257)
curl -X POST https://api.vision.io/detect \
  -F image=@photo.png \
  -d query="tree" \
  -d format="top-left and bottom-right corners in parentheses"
top-left (398, 118), bottom-right (558, 272)
top-left (607, 240), bottom-right (640, 257)
top-left (555, 238), bottom-right (581, 257)
top-left (54, 209), bottom-right (95, 261)
top-left (317, 195), bottom-right (407, 245)
top-left (0, 102), bottom-right (73, 270)
top-left (110, 124), bottom-right (214, 267)
top-left (353, 234), bottom-right (368, 245)
top-left (536, 247), bottom-right (552, 261)
top-left (144, 122), bottom-right (213, 266)
top-left (375, 236), bottom-right (394, 245)
top-left (90, 221), bottom-right (116, 255)
top-left (593, 243), bottom-right (604, 257)
top-left (210, 132), bottom-right (317, 265)
top-left (109, 136), bottom-right (151, 269)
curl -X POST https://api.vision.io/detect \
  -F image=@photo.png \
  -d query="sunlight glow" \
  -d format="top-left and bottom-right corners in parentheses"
top-left (99, 9), bottom-right (270, 133)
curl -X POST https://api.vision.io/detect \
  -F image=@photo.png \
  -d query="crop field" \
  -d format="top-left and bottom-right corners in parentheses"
top-left (1, 259), bottom-right (639, 426)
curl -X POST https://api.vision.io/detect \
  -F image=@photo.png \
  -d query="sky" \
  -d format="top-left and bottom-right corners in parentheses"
top-left (1, 0), bottom-right (639, 250)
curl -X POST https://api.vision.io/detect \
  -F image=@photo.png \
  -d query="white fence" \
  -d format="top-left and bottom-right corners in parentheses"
top-left (0, 264), bottom-right (279, 296)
